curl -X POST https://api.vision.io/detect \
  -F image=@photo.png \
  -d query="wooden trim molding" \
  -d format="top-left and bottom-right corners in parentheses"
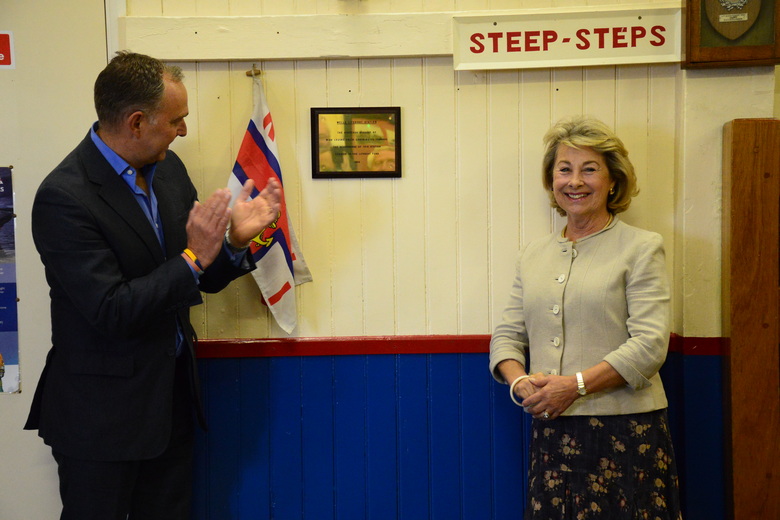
top-left (119, 13), bottom-right (454, 61)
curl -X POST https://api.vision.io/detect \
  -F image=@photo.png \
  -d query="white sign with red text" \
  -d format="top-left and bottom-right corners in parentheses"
top-left (453, 5), bottom-right (681, 71)
top-left (0, 32), bottom-right (15, 69)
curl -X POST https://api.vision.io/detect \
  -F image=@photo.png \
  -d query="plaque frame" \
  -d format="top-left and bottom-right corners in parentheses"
top-left (311, 107), bottom-right (401, 179)
top-left (684, 0), bottom-right (780, 68)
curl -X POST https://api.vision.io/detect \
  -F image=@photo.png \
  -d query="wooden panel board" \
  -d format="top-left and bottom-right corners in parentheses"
top-left (301, 356), bottom-right (336, 517)
top-left (359, 59), bottom-right (396, 335)
top-left (120, 13), bottom-right (454, 61)
top-left (393, 58), bottom-right (428, 334)
top-left (397, 354), bottom-right (431, 517)
top-left (423, 57), bottom-right (459, 334)
top-left (429, 354), bottom-right (464, 518)
top-left (487, 69), bottom-right (521, 329)
top-left (721, 118), bottom-right (780, 520)
top-left (455, 70), bottom-right (490, 333)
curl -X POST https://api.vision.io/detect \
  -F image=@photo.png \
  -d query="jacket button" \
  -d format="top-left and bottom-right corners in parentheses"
top-left (553, 337), bottom-right (561, 347)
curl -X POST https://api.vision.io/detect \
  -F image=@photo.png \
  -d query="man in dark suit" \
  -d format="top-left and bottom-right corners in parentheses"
top-left (25, 51), bottom-right (281, 520)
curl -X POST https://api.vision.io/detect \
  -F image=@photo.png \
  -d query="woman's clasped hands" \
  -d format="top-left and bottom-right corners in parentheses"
top-left (515, 373), bottom-right (580, 421)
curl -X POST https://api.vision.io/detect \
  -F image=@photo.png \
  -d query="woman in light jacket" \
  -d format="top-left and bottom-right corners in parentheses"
top-left (490, 116), bottom-right (682, 519)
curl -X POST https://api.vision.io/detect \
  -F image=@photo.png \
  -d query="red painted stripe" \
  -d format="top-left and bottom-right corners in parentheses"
top-left (668, 333), bottom-right (683, 354)
top-left (196, 334), bottom-right (491, 358)
top-left (668, 333), bottom-right (725, 356)
top-left (267, 281), bottom-right (292, 305)
top-left (196, 334), bottom-right (725, 359)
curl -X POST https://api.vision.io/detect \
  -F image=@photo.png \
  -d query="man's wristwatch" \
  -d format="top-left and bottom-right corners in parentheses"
top-left (576, 372), bottom-right (587, 396)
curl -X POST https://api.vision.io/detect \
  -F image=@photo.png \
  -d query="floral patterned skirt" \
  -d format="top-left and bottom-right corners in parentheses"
top-left (526, 409), bottom-right (682, 520)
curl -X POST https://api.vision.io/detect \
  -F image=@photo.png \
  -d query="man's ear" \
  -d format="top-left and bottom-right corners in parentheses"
top-left (127, 110), bottom-right (145, 138)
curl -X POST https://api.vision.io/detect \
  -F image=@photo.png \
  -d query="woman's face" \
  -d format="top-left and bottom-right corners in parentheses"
top-left (552, 144), bottom-right (614, 220)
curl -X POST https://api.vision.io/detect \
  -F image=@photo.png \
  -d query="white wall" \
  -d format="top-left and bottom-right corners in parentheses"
top-left (677, 67), bottom-right (775, 336)
top-left (0, 0), bottom-right (107, 517)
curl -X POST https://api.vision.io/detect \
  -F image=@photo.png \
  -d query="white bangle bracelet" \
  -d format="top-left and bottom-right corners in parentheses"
top-left (509, 374), bottom-right (531, 407)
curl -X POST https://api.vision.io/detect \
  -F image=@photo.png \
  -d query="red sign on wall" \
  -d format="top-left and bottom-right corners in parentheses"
top-left (0, 32), bottom-right (15, 69)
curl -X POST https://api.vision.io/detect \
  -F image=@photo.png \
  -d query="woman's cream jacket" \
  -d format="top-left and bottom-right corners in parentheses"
top-left (489, 217), bottom-right (671, 416)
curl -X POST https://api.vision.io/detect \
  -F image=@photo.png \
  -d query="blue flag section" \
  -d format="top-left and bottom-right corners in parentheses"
top-left (0, 166), bottom-right (18, 393)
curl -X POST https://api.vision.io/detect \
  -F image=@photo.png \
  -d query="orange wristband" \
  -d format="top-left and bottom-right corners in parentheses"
top-left (183, 248), bottom-right (203, 272)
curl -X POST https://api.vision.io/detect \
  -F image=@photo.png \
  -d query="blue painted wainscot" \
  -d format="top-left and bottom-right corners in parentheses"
top-left (192, 335), bottom-right (724, 520)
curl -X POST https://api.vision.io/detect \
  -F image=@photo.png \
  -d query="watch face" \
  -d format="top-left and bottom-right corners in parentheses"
top-left (578, 388), bottom-right (587, 396)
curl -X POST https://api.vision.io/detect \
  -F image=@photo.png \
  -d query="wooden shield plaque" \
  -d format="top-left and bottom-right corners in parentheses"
top-left (705, 0), bottom-right (762, 40)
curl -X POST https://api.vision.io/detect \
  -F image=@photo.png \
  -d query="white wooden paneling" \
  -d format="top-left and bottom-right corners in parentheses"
top-left (174, 59), bottom-right (683, 339)
top-left (583, 66), bottom-right (617, 124)
top-left (455, 70), bottom-right (491, 333)
top-left (518, 67), bottom-right (555, 244)
top-left (615, 66), bottom-right (650, 227)
top-left (230, 0), bottom-right (261, 16)
top-left (121, 0), bottom-right (687, 338)
top-left (327, 60), bottom-right (365, 336)
top-left (359, 59), bottom-right (396, 335)
top-left (646, 63), bottom-right (677, 279)
top-left (127, 0), bottom-right (162, 16)
top-left (486, 69), bottom-right (521, 329)
top-left (163, 0), bottom-right (195, 16)
top-left (294, 61), bottom-right (333, 336)
top-left (265, 63), bottom-right (307, 338)
top-left (424, 58), bottom-right (459, 334)
top-left (551, 68), bottom-right (585, 122)
top-left (192, 62), bottom-right (238, 338)
top-left (392, 59), bottom-right (428, 334)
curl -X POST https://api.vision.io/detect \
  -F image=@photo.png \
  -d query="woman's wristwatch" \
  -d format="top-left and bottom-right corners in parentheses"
top-left (576, 372), bottom-right (587, 396)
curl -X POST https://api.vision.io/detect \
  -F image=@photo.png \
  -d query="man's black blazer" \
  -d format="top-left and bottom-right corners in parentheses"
top-left (25, 133), bottom-right (254, 461)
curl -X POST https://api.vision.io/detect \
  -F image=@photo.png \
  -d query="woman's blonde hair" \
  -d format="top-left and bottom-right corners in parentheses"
top-left (541, 116), bottom-right (638, 216)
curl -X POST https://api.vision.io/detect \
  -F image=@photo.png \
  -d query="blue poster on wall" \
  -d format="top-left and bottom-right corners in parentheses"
top-left (0, 166), bottom-right (18, 393)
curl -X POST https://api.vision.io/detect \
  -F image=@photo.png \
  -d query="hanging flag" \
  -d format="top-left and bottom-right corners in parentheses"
top-left (228, 77), bottom-right (312, 333)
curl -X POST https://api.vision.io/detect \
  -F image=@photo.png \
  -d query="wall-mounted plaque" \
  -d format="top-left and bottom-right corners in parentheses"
top-left (684, 0), bottom-right (779, 68)
top-left (311, 107), bottom-right (401, 179)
